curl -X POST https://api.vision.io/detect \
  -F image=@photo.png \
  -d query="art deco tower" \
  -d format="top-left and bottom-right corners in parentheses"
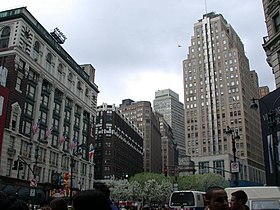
top-left (183, 12), bottom-right (265, 184)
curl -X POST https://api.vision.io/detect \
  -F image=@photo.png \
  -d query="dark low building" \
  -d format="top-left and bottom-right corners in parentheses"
top-left (257, 87), bottom-right (280, 186)
top-left (94, 104), bottom-right (144, 180)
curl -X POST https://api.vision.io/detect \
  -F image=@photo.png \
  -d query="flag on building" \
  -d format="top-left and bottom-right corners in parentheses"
top-left (44, 127), bottom-right (53, 140)
top-left (89, 148), bottom-right (95, 159)
top-left (58, 134), bottom-right (66, 145)
top-left (32, 119), bottom-right (40, 135)
top-left (89, 143), bottom-right (95, 159)
top-left (69, 138), bottom-right (77, 150)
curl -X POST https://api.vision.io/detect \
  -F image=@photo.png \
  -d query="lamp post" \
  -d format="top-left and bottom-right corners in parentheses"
top-left (68, 142), bottom-right (83, 205)
top-left (69, 155), bottom-right (75, 205)
top-left (32, 139), bottom-right (48, 179)
top-left (250, 97), bottom-right (280, 186)
top-left (226, 126), bottom-right (240, 187)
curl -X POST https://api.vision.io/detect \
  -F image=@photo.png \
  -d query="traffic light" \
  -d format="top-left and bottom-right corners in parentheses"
top-left (164, 167), bottom-right (168, 177)
top-left (18, 161), bottom-right (23, 170)
top-left (12, 160), bottom-right (18, 170)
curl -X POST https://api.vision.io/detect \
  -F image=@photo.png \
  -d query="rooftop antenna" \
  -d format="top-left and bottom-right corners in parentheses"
top-left (205, 0), bottom-right (208, 14)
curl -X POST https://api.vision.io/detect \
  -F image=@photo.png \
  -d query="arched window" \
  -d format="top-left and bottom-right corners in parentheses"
top-left (0, 26), bottom-right (11, 48)
top-left (46, 53), bottom-right (52, 71)
top-left (77, 81), bottom-right (82, 90)
top-left (57, 63), bottom-right (63, 80)
top-left (67, 72), bottom-right (73, 88)
top-left (46, 53), bottom-right (52, 64)
top-left (33, 41), bottom-right (40, 61)
top-left (57, 64), bottom-right (63, 73)
top-left (85, 88), bottom-right (89, 97)
top-left (68, 73), bottom-right (73, 82)
top-left (34, 41), bottom-right (40, 53)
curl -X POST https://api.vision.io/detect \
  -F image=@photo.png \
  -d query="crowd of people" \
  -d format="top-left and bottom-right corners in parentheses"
top-left (0, 184), bottom-right (249, 210)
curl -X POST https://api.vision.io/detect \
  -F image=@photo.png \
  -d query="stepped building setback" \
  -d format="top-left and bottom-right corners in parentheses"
top-left (183, 12), bottom-right (265, 185)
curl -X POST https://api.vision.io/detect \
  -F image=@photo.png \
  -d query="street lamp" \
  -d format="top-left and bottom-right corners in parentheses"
top-left (250, 97), bottom-right (280, 186)
top-left (69, 156), bottom-right (75, 205)
top-left (68, 142), bottom-right (83, 205)
top-left (32, 139), bottom-right (48, 179)
top-left (226, 126), bottom-right (240, 187)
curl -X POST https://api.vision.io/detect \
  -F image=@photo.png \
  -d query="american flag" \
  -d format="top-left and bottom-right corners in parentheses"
top-left (69, 138), bottom-right (77, 150)
top-left (58, 135), bottom-right (66, 145)
top-left (89, 147), bottom-right (95, 159)
top-left (32, 119), bottom-right (40, 135)
top-left (44, 127), bottom-right (53, 140)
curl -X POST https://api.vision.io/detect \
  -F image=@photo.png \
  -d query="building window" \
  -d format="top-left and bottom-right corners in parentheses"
top-left (11, 114), bottom-right (17, 131)
top-left (74, 116), bottom-right (80, 127)
top-left (26, 84), bottom-right (36, 99)
top-left (213, 160), bottom-right (225, 177)
top-left (28, 68), bottom-right (38, 82)
top-left (65, 110), bottom-right (71, 121)
top-left (22, 120), bottom-right (32, 135)
top-left (40, 95), bottom-right (49, 107)
top-left (0, 26), bottom-right (10, 48)
top-left (57, 63), bottom-right (63, 80)
top-left (52, 118), bottom-right (59, 131)
top-left (199, 161), bottom-right (209, 174)
top-left (273, 13), bottom-right (280, 32)
top-left (40, 111), bottom-right (47, 125)
top-left (77, 81), bottom-right (82, 90)
top-left (46, 53), bottom-right (52, 71)
top-left (24, 102), bottom-right (34, 116)
top-left (34, 41), bottom-right (39, 52)
top-left (53, 102), bottom-right (61, 115)
top-left (15, 72), bottom-right (23, 91)
top-left (10, 103), bottom-right (21, 131)
top-left (68, 73), bottom-right (73, 87)
top-left (51, 134), bottom-right (58, 148)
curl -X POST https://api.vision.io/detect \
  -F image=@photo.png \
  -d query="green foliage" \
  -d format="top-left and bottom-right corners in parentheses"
top-left (130, 172), bottom-right (170, 187)
top-left (108, 172), bottom-right (229, 204)
top-left (178, 173), bottom-right (230, 191)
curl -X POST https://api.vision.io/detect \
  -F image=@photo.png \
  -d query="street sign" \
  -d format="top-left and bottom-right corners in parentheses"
top-left (231, 162), bottom-right (240, 173)
top-left (30, 188), bottom-right (36, 197)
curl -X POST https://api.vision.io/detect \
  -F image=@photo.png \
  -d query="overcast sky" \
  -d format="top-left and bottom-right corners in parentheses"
top-left (2, 0), bottom-right (275, 106)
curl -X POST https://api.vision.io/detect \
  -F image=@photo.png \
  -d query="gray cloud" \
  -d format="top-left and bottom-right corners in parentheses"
top-left (2, 0), bottom-right (275, 105)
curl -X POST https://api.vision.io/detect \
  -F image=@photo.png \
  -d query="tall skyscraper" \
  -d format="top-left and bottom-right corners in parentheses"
top-left (262, 0), bottom-right (280, 88)
top-left (153, 89), bottom-right (185, 156)
top-left (183, 12), bottom-right (265, 185)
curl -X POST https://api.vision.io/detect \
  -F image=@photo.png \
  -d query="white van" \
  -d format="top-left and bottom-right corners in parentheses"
top-left (225, 186), bottom-right (280, 210)
top-left (169, 190), bottom-right (205, 210)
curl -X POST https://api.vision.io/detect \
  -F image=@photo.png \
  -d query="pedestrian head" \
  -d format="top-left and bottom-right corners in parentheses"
top-left (50, 197), bottom-right (68, 210)
top-left (72, 189), bottom-right (111, 210)
top-left (230, 190), bottom-right (248, 210)
top-left (205, 186), bottom-right (229, 210)
top-left (93, 182), bottom-right (110, 198)
top-left (0, 191), bottom-right (29, 210)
